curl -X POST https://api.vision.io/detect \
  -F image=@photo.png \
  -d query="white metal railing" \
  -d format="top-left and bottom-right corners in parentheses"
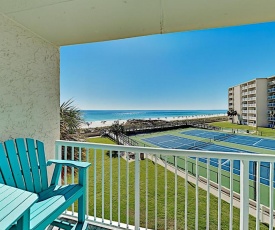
top-left (268, 88), bottom-right (275, 93)
top-left (55, 140), bottom-right (275, 230)
top-left (242, 110), bottom-right (248, 113)
top-left (248, 110), bottom-right (256, 114)
top-left (248, 104), bottom-right (256, 107)
top-left (248, 84), bottom-right (256, 88)
top-left (248, 90), bottom-right (256, 94)
top-left (248, 97), bottom-right (256, 101)
top-left (242, 116), bottom-right (247, 119)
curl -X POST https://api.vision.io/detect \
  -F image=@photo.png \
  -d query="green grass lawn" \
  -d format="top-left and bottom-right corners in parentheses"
top-left (210, 121), bottom-right (275, 138)
top-left (68, 137), bottom-right (270, 229)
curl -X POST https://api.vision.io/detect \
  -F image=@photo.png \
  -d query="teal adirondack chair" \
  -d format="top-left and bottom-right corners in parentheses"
top-left (0, 138), bottom-right (91, 230)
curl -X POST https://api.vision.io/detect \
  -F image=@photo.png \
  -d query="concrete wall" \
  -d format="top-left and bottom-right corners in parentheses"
top-left (233, 85), bottom-right (241, 124)
top-left (256, 79), bottom-right (268, 127)
top-left (0, 14), bottom-right (60, 160)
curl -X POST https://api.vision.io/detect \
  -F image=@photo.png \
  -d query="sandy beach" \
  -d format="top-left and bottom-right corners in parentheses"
top-left (81, 113), bottom-right (226, 129)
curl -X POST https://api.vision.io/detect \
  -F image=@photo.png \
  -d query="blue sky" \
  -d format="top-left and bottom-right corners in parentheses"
top-left (61, 22), bottom-right (275, 110)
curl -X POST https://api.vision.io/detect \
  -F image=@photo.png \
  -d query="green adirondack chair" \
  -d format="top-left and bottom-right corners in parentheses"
top-left (0, 138), bottom-right (91, 230)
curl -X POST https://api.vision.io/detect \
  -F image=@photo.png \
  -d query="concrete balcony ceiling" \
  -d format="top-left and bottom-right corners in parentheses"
top-left (0, 0), bottom-right (275, 46)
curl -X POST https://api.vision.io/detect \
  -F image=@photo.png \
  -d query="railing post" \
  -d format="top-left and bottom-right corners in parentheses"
top-left (55, 142), bottom-right (62, 160)
top-left (135, 152), bottom-right (140, 230)
top-left (240, 160), bottom-right (249, 230)
top-left (54, 142), bottom-right (62, 185)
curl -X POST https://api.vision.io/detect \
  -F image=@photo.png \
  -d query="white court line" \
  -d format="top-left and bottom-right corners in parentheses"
top-left (221, 159), bottom-right (230, 166)
top-left (253, 139), bottom-right (263, 146)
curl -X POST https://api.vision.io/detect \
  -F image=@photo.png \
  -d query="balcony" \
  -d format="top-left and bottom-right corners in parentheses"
top-left (268, 88), bottom-right (275, 93)
top-left (248, 110), bottom-right (256, 114)
top-left (268, 103), bottom-right (275, 107)
top-left (268, 81), bottom-right (275, 86)
top-left (248, 90), bottom-right (256, 94)
top-left (242, 110), bottom-right (248, 113)
top-left (248, 104), bottom-right (256, 107)
top-left (248, 84), bottom-right (256, 88)
top-left (247, 97), bottom-right (256, 101)
top-left (242, 116), bottom-right (248, 119)
top-left (268, 95), bottom-right (275, 100)
top-left (248, 116), bottom-right (256, 120)
top-left (242, 92), bottom-right (248, 96)
top-left (55, 140), bottom-right (275, 229)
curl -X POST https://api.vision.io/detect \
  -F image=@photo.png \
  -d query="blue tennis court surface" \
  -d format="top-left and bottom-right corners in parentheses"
top-left (181, 129), bottom-right (275, 150)
top-left (142, 134), bottom-right (273, 186)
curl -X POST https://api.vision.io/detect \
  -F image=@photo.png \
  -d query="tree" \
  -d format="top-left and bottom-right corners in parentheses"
top-left (60, 99), bottom-right (84, 174)
top-left (227, 109), bottom-right (238, 123)
top-left (269, 110), bottom-right (275, 129)
top-left (109, 120), bottom-right (125, 144)
top-left (60, 99), bottom-right (84, 140)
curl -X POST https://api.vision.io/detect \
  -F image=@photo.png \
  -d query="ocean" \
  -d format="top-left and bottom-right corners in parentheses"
top-left (81, 110), bottom-right (227, 122)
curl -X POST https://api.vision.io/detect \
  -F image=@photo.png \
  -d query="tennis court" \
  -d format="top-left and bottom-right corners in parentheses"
top-left (181, 129), bottom-right (275, 150)
top-left (142, 134), bottom-right (272, 187)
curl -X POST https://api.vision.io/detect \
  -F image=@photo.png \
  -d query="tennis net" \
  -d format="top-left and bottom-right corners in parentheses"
top-left (213, 133), bottom-right (234, 141)
top-left (188, 138), bottom-right (212, 150)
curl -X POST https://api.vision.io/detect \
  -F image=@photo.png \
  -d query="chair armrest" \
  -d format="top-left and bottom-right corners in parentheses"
top-left (47, 159), bottom-right (91, 169)
top-left (48, 160), bottom-right (91, 186)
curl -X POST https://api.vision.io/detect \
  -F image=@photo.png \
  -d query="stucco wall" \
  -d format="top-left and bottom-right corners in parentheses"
top-left (256, 79), bottom-right (268, 127)
top-left (233, 85), bottom-right (241, 124)
top-left (0, 14), bottom-right (60, 160)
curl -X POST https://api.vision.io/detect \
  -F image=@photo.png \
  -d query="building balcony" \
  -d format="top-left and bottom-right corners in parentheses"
top-left (268, 103), bottom-right (275, 107)
top-left (268, 88), bottom-right (275, 93)
top-left (248, 116), bottom-right (256, 120)
top-left (248, 104), bottom-right (256, 107)
top-left (247, 97), bottom-right (256, 101)
top-left (268, 95), bottom-right (275, 100)
top-left (268, 117), bottom-right (275, 121)
top-left (248, 110), bottom-right (256, 114)
top-left (248, 90), bottom-right (256, 94)
top-left (242, 98), bottom-right (248, 101)
top-left (242, 92), bottom-right (248, 96)
top-left (248, 84), bottom-right (256, 88)
top-left (268, 81), bottom-right (275, 86)
top-left (242, 110), bottom-right (248, 113)
top-left (54, 140), bottom-right (275, 229)
top-left (242, 116), bottom-right (248, 119)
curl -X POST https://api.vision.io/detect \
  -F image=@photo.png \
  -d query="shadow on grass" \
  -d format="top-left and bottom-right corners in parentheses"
top-left (106, 150), bottom-right (119, 158)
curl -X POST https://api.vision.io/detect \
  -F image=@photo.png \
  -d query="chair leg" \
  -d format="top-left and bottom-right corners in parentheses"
top-left (78, 194), bottom-right (86, 223)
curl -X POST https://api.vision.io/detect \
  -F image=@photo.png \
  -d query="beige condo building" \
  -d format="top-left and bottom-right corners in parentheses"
top-left (228, 76), bottom-right (275, 128)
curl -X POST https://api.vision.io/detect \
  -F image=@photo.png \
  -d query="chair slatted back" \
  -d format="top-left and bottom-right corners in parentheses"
top-left (0, 138), bottom-right (48, 193)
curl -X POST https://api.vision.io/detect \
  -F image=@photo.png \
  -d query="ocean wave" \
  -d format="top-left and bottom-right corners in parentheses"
top-left (82, 110), bottom-right (227, 122)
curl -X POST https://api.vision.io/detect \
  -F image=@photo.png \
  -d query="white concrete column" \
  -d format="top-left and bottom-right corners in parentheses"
top-left (0, 14), bottom-right (60, 162)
